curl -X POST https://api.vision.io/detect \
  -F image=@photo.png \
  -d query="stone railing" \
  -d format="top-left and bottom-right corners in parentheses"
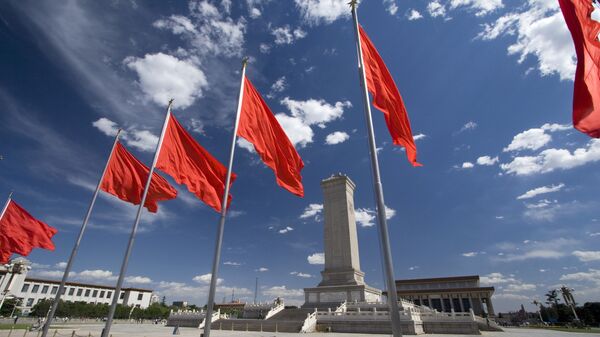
top-left (199, 309), bottom-right (220, 329)
top-left (264, 302), bottom-right (285, 320)
top-left (335, 301), bottom-right (347, 312)
top-left (300, 309), bottom-right (318, 333)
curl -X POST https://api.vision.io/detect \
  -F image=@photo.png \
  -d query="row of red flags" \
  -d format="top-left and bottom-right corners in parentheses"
top-left (3, 0), bottom-right (598, 263)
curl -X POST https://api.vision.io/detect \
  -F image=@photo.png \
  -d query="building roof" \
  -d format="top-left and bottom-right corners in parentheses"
top-left (383, 286), bottom-right (495, 296)
top-left (23, 277), bottom-right (153, 293)
top-left (394, 275), bottom-right (480, 284)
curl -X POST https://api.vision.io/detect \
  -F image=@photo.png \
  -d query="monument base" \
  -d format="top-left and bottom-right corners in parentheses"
top-left (303, 284), bottom-right (382, 306)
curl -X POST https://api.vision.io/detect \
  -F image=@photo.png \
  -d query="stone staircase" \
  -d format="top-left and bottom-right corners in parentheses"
top-left (211, 308), bottom-right (315, 333)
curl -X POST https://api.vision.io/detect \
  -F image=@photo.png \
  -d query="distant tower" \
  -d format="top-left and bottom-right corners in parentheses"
top-left (303, 174), bottom-right (381, 306)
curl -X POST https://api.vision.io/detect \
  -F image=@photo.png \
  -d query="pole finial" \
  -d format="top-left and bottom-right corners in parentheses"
top-left (242, 57), bottom-right (249, 69)
top-left (168, 98), bottom-right (174, 106)
top-left (348, 0), bottom-right (358, 9)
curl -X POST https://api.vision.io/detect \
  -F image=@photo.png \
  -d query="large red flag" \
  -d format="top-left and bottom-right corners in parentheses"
top-left (101, 142), bottom-right (177, 213)
top-left (0, 200), bottom-right (57, 264)
top-left (559, 0), bottom-right (600, 137)
top-left (359, 25), bottom-right (422, 166)
top-left (238, 77), bottom-right (305, 197)
top-left (156, 114), bottom-right (235, 213)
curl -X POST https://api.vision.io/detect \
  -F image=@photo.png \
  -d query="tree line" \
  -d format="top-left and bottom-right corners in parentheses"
top-left (28, 299), bottom-right (172, 320)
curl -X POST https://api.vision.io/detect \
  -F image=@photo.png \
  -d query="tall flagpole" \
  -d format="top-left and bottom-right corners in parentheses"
top-left (101, 100), bottom-right (174, 337)
top-left (350, 2), bottom-right (404, 336)
top-left (0, 191), bottom-right (13, 221)
top-left (41, 130), bottom-right (122, 337)
top-left (202, 57), bottom-right (248, 337)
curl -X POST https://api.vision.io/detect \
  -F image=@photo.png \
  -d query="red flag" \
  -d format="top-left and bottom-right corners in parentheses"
top-left (238, 77), bottom-right (305, 197)
top-left (559, 0), bottom-right (600, 137)
top-left (359, 25), bottom-right (422, 166)
top-left (156, 114), bottom-right (235, 213)
top-left (101, 142), bottom-right (177, 213)
top-left (0, 200), bottom-right (57, 264)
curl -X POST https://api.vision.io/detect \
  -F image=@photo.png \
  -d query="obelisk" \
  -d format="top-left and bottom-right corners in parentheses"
top-left (304, 174), bottom-right (381, 306)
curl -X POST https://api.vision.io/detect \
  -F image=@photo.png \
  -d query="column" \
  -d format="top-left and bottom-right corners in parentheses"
top-left (485, 296), bottom-right (495, 317)
top-left (458, 295), bottom-right (465, 312)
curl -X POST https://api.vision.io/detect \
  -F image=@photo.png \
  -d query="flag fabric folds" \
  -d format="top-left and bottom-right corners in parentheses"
top-left (101, 142), bottom-right (177, 213)
top-left (238, 77), bottom-right (305, 197)
top-left (359, 25), bottom-right (422, 166)
top-left (0, 200), bottom-right (57, 264)
top-left (157, 114), bottom-right (235, 213)
top-left (559, 0), bottom-right (600, 138)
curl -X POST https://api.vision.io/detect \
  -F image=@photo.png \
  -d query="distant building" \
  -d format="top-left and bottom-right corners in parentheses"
top-left (0, 259), bottom-right (154, 315)
top-left (386, 275), bottom-right (496, 317)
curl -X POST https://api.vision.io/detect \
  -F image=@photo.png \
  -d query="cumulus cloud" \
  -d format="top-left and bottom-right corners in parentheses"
top-left (496, 238), bottom-right (578, 262)
top-left (307, 252), bottom-right (325, 265)
top-left (270, 76), bottom-right (287, 93)
top-left (124, 53), bottom-right (207, 108)
top-left (476, 0), bottom-right (575, 80)
top-left (427, 1), bottom-right (447, 17)
top-left (354, 206), bottom-right (396, 227)
top-left (281, 97), bottom-right (351, 127)
top-left (290, 271), bottom-right (313, 278)
top-left (501, 139), bottom-right (600, 175)
top-left (413, 133), bottom-right (427, 141)
top-left (259, 43), bottom-right (271, 54)
top-left (193, 273), bottom-right (223, 285)
top-left (93, 117), bottom-right (159, 152)
top-left (462, 162), bottom-right (474, 169)
top-left (125, 276), bottom-right (153, 284)
top-left (325, 131), bottom-right (350, 145)
top-left (300, 203), bottom-right (323, 220)
top-left (407, 9), bottom-right (424, 20)
top-left (572, 250), bottom-right (600, 262)
top-left (295, 0), bottom-right (351, 25)
top-left (263, 285), bottom-right (304, 298)
top-left (517, 183), bottom-right (565, 200)
top-left (383, 0), bottom-right (399, 15)
top-left (504, 128), bottom-right (551, 152)
top-left (476, 156), bottom-right (499, 166)
top-left (274, 113), bottom-right (314, 148)
top-left (256, 267), bottom-right (269, 272)
top-left (279, 226), bottom-right (294, 234)
top-left (560, 269), bottom-right (600, 285)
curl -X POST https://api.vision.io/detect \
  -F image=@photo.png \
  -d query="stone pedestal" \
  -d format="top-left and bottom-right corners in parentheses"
top-left (304, 174), bottom-right (381, 306)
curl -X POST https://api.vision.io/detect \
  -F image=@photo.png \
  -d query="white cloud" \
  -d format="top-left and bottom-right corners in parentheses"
top-left (294, 0), bottom-right (351, 25)
top-left (459, 121), bottom-right (477, 133)
top-left (124, 53), bottom-right (208, 108)
top-left (256, 267), bottom-right (269, 272)
top-left (272, 26), bottom-right (307, 45)
top-left (355, 208), bottom-right (376, 227)
top-left (259, 43), bottom-right (271, 54)
top-left (462, 162), bottom-right (474, 169)
top-left (193, 273), bottom-right (223, 285)
top-left (237, 138), bottom-right (256, 153)
top-left (413, 133), bottom-right (427, 141)
top-left (407, 9), bottom-right (424, 20)
top-left (279, 226), bottom-right (294, 234)
top-left (496, 238), bottom-right (578, 262)
top-left (55, 262), bottom-right (67, 269)
top-left (427, 1), bottom-right (447, 18)
top-left (480, 272), bottom-right (517, 285)
top-left (249, 7), bottom-right (261, 18)
top-left (503, 128), bottom-right (551, 152)
top-left (476, 156), bottom-right (499, 166)
top-left (270, 76), bottom-right (287, 93)
top-left (76, 269), bottom-right (118, 282)
top-left (501, 139), bottom-right (600, 175)
top-left (290, 271), bottom-right (313, 278)
top-left (154, 2), bottom-right (246, 58)
top-left (263, 285), bottom-right (304, 298)
top-left (223, 261), bottom-right (242, 266)
top-left (449, 0), bottom-right (503, 16)
top-left (517, 183), bottom-right (565, 200)
top-left (560, 269), bottom-right (600, 284)
top-left (383, 0), bottom-right (399, 15)
top-left (462, 252), bottom-right (478, 257)
top-left (274, 113), bottom-right (314, 148)
top-left (477, 0), bottom-right (575, 80)
top-left (307, 252), bottom-right (325, 265)
top-left (92, 117), bottom-right (159, 152)
top-left (325, 131), bottom-right (350, 145)
top-left (572, 250), bottom-right (600, 262)
top-left (281, 97), bottom-right (351, 127)
top-left (300, 204), bottom-right (323, 220)
top-left (125, 276), bottom-right (153, 284)
top-left (505, 283), bottom-right (536, 292)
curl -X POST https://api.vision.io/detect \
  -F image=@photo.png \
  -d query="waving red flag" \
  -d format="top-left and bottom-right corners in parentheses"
top-left (238, 77), bottom-right (304, 197)
top-left (0, 200), bottom-right (57, 264)
top-left (101, 142), bottom-right (177, 213)
top-left (359, 25), bottom-right (421, 166)
top-left (157, 114), bottom-right (234, 213)
top-left (559, 0), bottom-right (600, 137)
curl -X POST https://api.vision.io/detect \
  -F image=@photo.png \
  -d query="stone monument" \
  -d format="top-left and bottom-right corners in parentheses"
top-left (304, 174), bottom-right (381, 305)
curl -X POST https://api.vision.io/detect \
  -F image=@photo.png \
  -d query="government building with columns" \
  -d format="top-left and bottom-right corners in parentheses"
top-left (388, 275), bottom-right (496, 317)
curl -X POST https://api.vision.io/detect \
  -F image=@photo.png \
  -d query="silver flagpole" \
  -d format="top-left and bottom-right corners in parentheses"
top-left (202, 57), bottom-right (248, 337)
top-left (41, 130), bottom-right (122, 337)
top-left (350, 2), bottom-right (404, 336)
top-left (0, 191), bottom-right (13, 221)
top-left (101, 100), bottom-right (174, 337)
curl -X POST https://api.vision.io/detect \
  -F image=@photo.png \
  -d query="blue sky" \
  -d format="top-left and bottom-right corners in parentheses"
top-left (1, 0), bottom-right (599, 312)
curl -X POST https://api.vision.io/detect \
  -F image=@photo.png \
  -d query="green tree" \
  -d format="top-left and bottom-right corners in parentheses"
top-left (0, 298), bottom-right (21, 317)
